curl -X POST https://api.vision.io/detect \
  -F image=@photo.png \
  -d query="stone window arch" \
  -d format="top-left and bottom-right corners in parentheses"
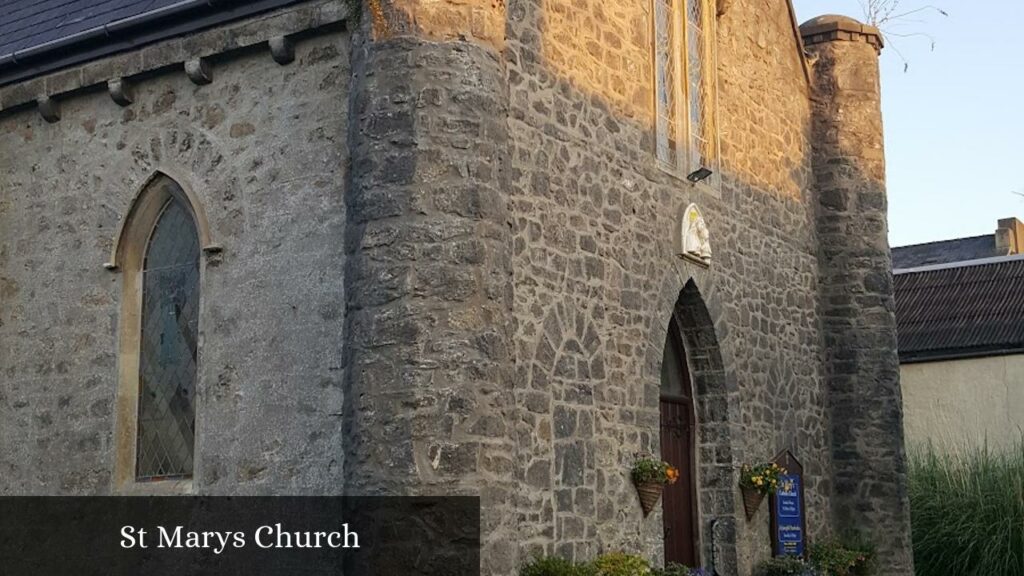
top-left (110, 173), bottom-right (211, 493)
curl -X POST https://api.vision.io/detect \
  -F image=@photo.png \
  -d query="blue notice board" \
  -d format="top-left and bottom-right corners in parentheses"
top-left (773, 474), bottom-right (804, 557)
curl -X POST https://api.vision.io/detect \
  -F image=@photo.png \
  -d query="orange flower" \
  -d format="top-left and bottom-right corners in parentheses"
top-left (666, 466), bottom-right (679, 484)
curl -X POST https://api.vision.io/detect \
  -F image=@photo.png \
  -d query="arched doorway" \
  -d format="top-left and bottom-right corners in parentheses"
top-left (660, 315), bottom-right (700, 566)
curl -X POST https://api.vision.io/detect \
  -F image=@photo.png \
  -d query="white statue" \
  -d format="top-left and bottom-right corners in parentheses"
top-left (680, 204), bottom-right (711, 265)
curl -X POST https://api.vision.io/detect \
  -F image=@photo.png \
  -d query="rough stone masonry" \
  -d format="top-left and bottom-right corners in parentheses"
top-left (0, 1), bottom-right (913, 574)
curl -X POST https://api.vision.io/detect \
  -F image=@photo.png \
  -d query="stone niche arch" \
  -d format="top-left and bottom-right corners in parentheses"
top-left (105, 170), bottom-right (218, 271)
top-left (650, 277), bottom-right (740, 574)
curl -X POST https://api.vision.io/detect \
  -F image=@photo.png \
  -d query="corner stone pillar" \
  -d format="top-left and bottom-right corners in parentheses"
top-left (343, 1), bottom-right (517, 574)
top-left (802, 15), bottom-right (914, 576)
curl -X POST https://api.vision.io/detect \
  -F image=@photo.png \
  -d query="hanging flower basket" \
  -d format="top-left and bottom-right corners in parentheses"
top-left (631, 457), bottom-right (679, 517)
top-left (738, 462), bottom-right (785, 521)
top-left (740, 485), bottom-right (766, 520)
top-left (636, 481), bottom-right (665, 516)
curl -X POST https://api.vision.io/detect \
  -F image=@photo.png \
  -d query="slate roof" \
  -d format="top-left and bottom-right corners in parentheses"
top-left (894, 256), bottom-right (1024, 362)
top-left (0, 0), bottom-right (300, 86)
top-left (0, 0), bottom-right (182, 58)
top-left (891, 234), bottom-right (1004, 270)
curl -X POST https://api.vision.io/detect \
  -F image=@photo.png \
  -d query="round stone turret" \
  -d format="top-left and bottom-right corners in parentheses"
top-left (803, 10), bottom-right (915, 576)
top-left (344, 1), bottom-right (515, 574)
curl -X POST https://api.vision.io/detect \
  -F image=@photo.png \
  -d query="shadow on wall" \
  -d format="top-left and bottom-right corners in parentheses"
top-left (506, 0), bottom-right (826, 572)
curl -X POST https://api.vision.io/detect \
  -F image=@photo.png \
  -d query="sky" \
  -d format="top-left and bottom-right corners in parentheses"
top-left (790, 1), bottom-right (1024, 246)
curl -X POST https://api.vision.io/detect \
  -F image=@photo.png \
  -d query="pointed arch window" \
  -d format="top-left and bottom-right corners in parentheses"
top-left (136, 196), bottom-right (199, 480)
top-left (110, 174), bottom-right (210, 492)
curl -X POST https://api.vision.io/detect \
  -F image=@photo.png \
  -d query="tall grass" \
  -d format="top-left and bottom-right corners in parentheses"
top-left (908, 440), bottom-right (1024, 576)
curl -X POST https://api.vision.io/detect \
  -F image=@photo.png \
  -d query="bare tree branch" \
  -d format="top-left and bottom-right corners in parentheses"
top-left (860, 0), bottom-right (947, 71)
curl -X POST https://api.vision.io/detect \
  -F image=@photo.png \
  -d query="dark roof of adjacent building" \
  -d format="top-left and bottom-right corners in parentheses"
top-left (894, 256), bottom-right (1024, 363)
top-left (891, 234), bottom-right (1004, 270)
top-left (0, 0), bottom-right (300, 87)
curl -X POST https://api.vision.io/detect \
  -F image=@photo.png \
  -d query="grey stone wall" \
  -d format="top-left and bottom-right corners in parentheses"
top-left (505, 0), bottom-right (834, 573)
top-left (341, 0), bottom-right (519, 571)
top-left (803, 17), bottom-right (915, 575)
top-left (0, 1), bottom-right (915, 575)
top-left (0, 22), bottom-right (351, 495)
top-left (343, 28), bottom-right (519, 575)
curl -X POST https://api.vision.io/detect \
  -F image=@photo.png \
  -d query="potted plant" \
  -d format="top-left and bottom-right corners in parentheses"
top-left (738, 462), bottom-right (784, 520)
top-left (808, 539), bottom-right (873, 576)
top-left (631, 457), bottom-right (679, 516)
top-left (754, 557), bottom-right (816, 576)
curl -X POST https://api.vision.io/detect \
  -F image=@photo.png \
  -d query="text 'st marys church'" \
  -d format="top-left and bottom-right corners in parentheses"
top-left (0, 0), bottom-right (913, 574)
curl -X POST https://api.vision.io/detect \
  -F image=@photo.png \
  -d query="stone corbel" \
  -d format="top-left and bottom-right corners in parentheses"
top-left (107, 78), bottom-right (134, 106)
top-left (36, 96), bottom-right (60, 123)
top-left (269, 35), bottom-right (295, 65)
top-left (185, 58), bottom-right (213, 85)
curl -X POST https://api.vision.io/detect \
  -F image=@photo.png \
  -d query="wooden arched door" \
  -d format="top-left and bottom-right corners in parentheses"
top-left (660, 316), bottom-right (700, 566)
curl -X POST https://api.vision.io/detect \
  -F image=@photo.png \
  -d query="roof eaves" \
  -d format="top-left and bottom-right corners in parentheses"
top-left (0, 0), bottom-right (304, 87)
top-left (900, 345), bottom-right (1024, 364)
top-left (894, 252), bottom-right (1024, 275)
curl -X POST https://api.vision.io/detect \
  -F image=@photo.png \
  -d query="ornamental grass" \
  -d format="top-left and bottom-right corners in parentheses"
top-left (908, 440), bottom-right (1024, 576)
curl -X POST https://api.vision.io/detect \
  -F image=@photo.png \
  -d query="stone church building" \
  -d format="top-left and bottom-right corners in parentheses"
top-left (0, 0), bottom-right (913, 574)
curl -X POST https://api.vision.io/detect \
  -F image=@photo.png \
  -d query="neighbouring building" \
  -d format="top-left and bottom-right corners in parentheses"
top-left (0, 1), bottom-right (915, 574)
top-left (893, 218), bottom-right (1024, 453)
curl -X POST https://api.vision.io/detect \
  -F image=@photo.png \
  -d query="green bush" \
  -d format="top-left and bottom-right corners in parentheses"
top-left (522, 553), bottom-right (702, 576)
top-left (908, 441), bottom-right (1024, 576)
top-left (755, 557), bottom-right (815, 576)
top-left (520, 556), bottom-right (596, 576)
top-left (650, 563), bottom-right (698, 576)
top-left (591, 552), bottom-right (651, 576)
top-left (808, 539), bottom-right (871, 576)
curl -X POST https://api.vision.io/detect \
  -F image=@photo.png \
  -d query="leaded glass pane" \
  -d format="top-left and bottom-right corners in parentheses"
top-left (653, 0), bottom-right (718, 183)
top-left (686, 0), bottom-right (703, 31)
top-left (685, 0), bottom-right (719, 185)
top-left (654, 0), bottom-right (675, 169)
top-left (136, 197), bottom-right (199, 481)
top-left (687, 26), bottom-right (703, 132)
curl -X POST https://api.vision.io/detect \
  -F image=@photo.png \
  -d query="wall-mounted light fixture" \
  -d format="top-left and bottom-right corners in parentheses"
top-left (687, 167), bottom-right (713, 184)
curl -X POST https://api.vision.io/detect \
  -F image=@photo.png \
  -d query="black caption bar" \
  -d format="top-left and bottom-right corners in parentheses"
top-left (0, 496), bottom-right (480, 576)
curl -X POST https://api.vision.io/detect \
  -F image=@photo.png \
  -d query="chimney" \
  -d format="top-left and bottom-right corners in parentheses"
top-left (995, 217), bottom-right (1024, 255)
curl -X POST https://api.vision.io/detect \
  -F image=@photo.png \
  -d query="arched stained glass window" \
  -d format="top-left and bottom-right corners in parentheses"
top-left (136, 196), bottom-right (200, 480)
